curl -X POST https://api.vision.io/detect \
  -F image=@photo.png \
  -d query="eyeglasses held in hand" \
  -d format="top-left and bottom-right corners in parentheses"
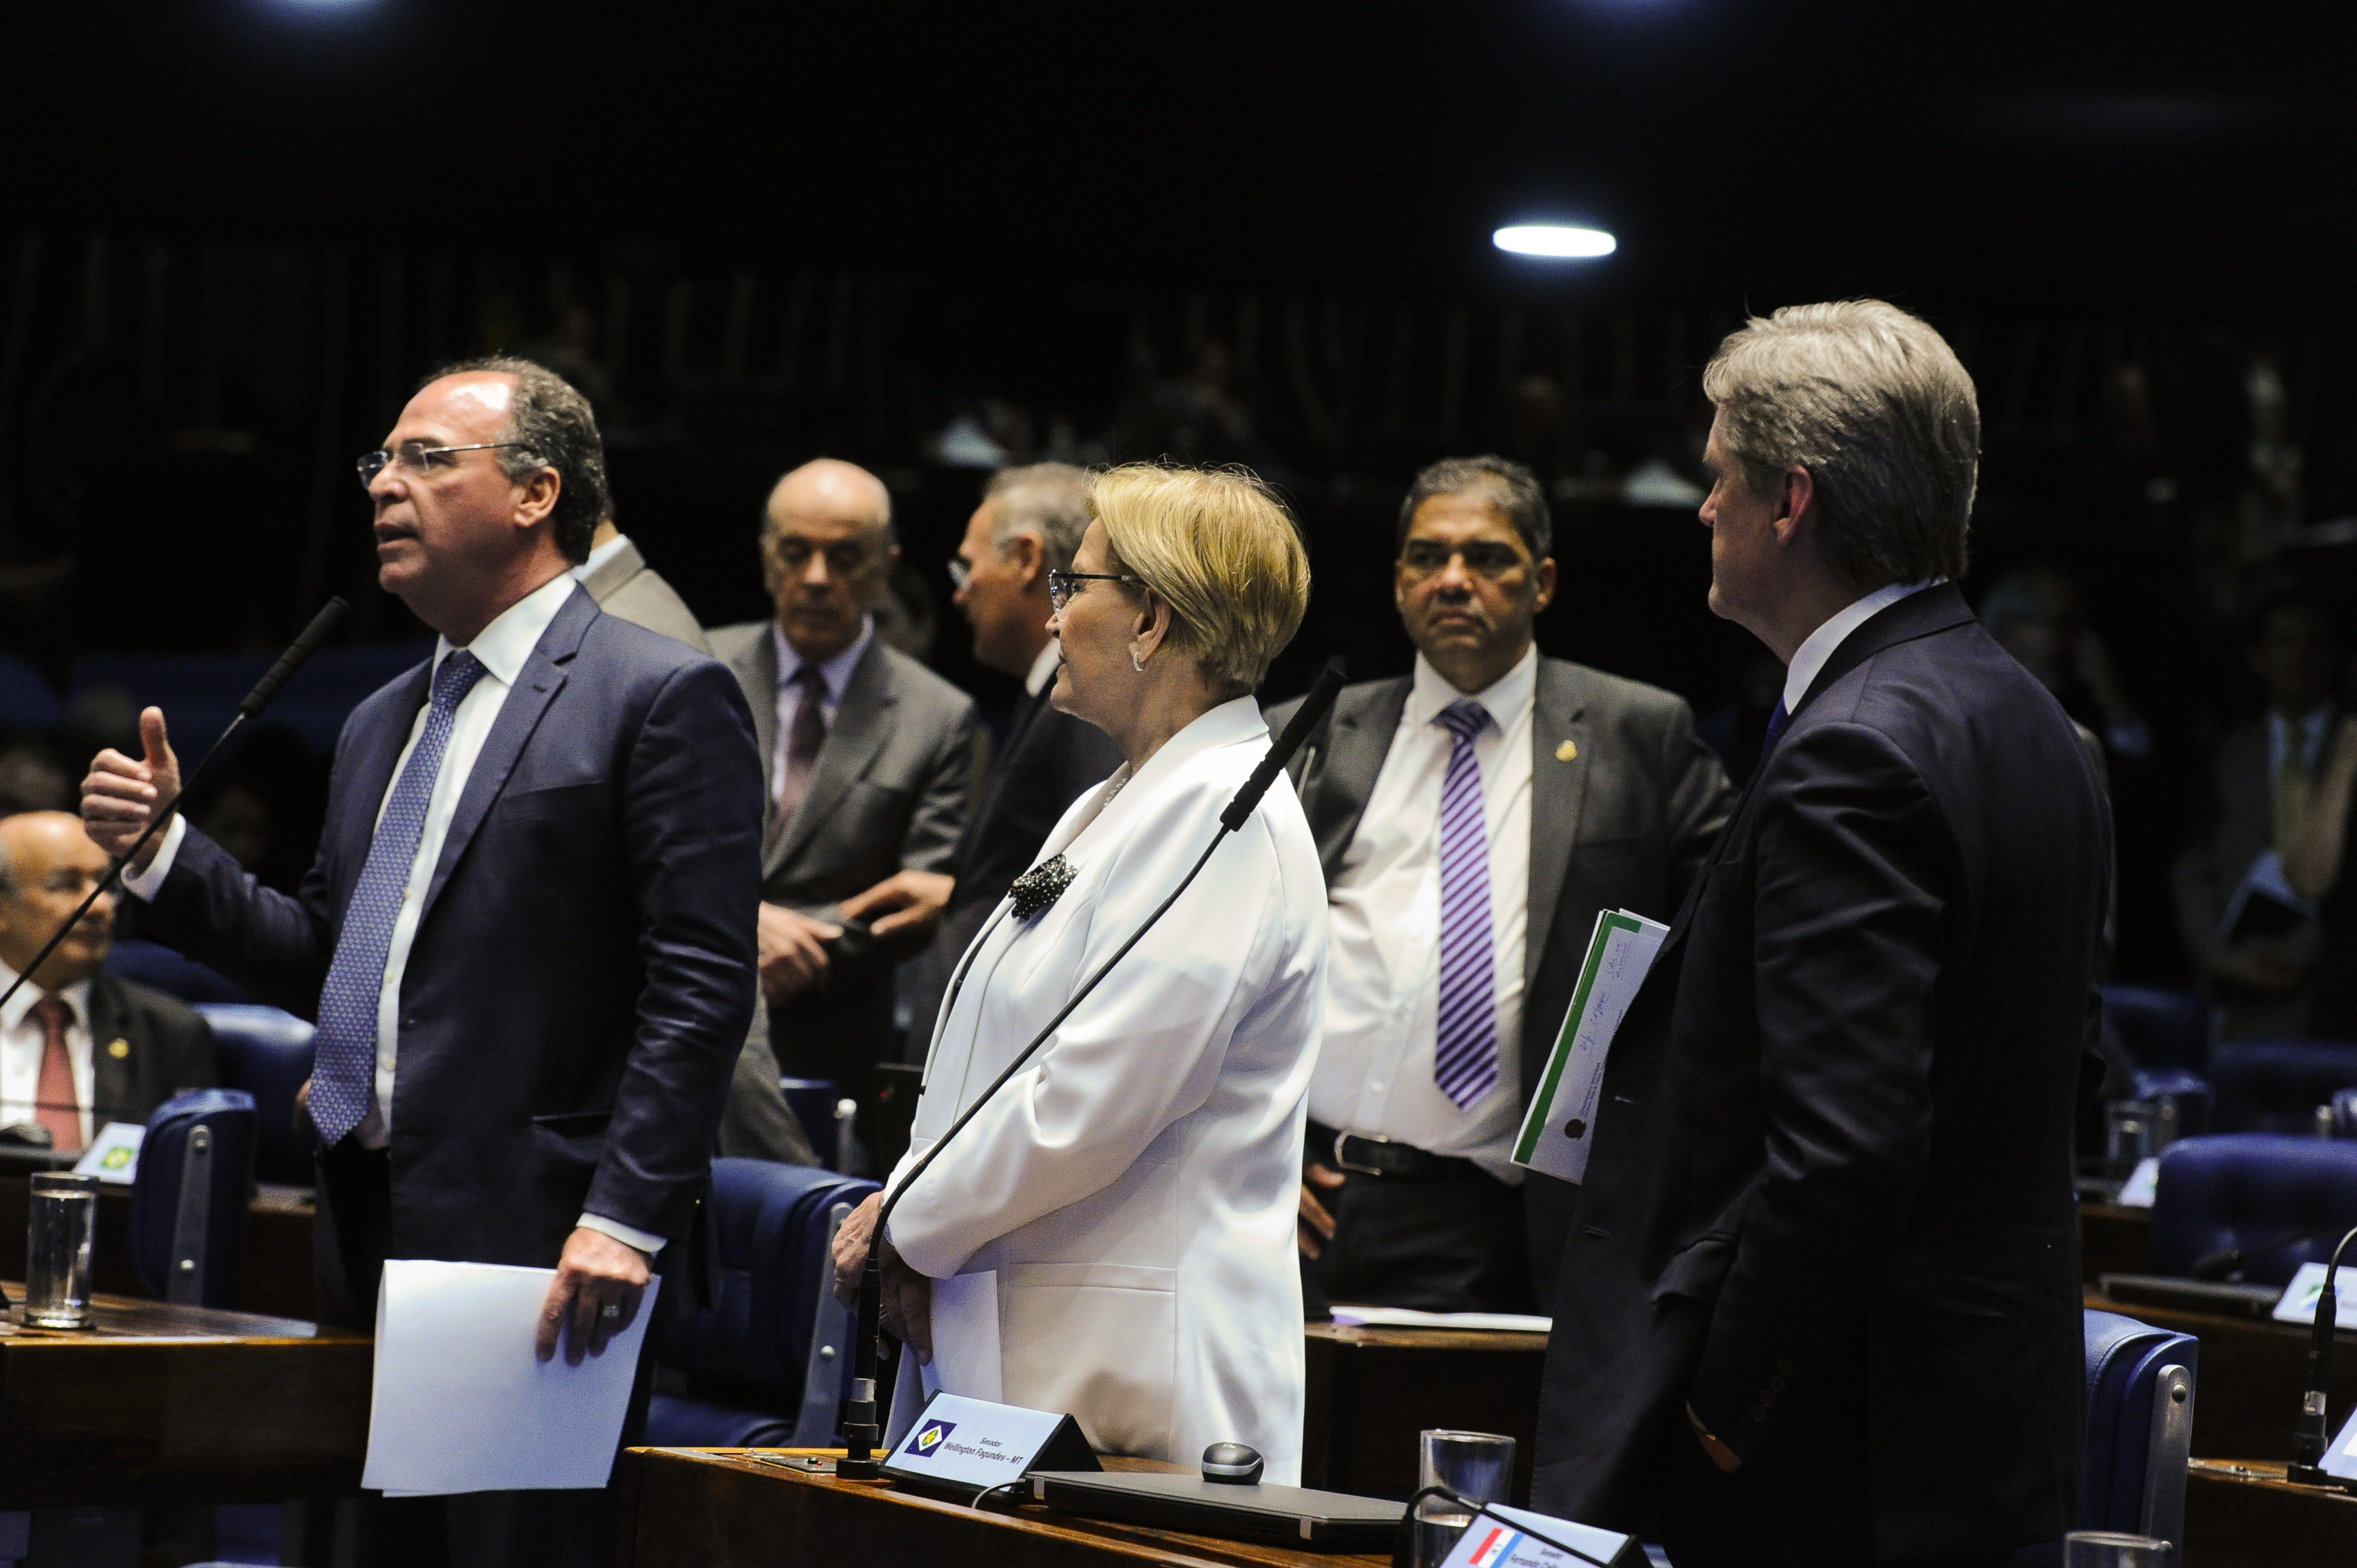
top-left (356, 442), bottom-right (530, 491)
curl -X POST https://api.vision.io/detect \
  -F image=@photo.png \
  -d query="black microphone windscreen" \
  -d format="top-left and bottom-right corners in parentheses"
top-left (239, 597), bottom-right (351, 719)
top-left (1221, 660), bottom-right (1347, 833)
top-left (2188, 1248), bottom-right (2240, 1281)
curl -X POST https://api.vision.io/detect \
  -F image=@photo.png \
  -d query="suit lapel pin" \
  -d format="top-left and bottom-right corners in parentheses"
top-left (1556, 740), bottom-right (1578, 762)
top-left (107, 1038), bottom-right (130, 1059)
top-left (1009, 854), bottom-right (1075, 920)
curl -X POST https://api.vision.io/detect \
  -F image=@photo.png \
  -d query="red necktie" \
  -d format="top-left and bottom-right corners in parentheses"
top-left (28, 996), bottom-right (81, 1153)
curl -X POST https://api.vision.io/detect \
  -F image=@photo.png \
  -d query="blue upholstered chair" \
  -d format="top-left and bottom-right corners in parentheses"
top-left (2147, 1134), bottom-right (2357, 1285)
top-left (194, 1003), bottom-right (317, 1185)
top-left (2132, 1067), bottom-right (2214, 1140)
top-left (106, 937), bottom-right (251, 1005)
top-left (2010, 1311), bottom-right (2198, 1566)
top-left (645, 1158), bottom-right (879, 1447)
top-left (2207, 1039), bottom-right (2357, 1134)
top-left (2328, 1087), bottom-right (2357, 1139)
top-left (2101, 984), bottom-right (2215, 1074)
top-left (130, 1088), bottom-right (258, 1308)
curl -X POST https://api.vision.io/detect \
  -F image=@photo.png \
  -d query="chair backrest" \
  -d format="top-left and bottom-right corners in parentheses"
top-left (658, 1158), bottom-right (878, 1417)
top-left (2332, 1087), bottom-right (2357, 1139)
top-left (2101, 984), bottom-right (2215, 1074)
top-left (2078, 1310), bottom-right (2197, 1545)
top-left (107, 939), bottom-right (252, 1005)
top-left (2207, 1039), bottom-right (2357, 1134)
top-left (128, 1088), bottom-right (258, 1307)
top-left (2148, 1133), bottom-right (2357, 1285)
top-left (193, 1004), bottom-right (316, 1185)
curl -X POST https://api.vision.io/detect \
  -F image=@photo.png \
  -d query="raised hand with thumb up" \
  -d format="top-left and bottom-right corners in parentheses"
top-left (80, 707), bottom-right (183, 874)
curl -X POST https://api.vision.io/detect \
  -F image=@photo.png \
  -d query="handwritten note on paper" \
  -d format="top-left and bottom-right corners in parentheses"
top-left (1513, 910), bottom-right (1669, 1185)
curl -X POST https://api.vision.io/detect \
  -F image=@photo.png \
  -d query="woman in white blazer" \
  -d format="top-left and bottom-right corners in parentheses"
top-left (833, 463), bottom-right (1327, 1481)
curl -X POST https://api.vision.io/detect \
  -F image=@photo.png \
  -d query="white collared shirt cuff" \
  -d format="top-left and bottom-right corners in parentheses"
top-left (120, 814), bottom-right (188, 902)
top-left (577, 1213), bottom-right (666, 1256)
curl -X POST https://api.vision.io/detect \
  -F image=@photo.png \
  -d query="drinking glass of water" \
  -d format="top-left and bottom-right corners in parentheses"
top-left (1414, 1429), bottom-right (1516, 1568)
top-left (24, 1172), bottom-right (99, 1329)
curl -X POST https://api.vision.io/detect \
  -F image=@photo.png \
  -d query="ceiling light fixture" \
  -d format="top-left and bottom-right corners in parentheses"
top-left (1493, 225), bottom-right (1617, 259)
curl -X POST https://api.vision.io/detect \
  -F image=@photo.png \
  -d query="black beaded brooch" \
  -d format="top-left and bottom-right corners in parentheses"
top-left (1008, 854), bottom-right (1075, 920)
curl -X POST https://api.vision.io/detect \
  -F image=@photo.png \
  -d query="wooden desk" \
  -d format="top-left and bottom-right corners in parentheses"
top-left (2085, 1292), bottom-right (2357, 1463)
top-left (0, 1174), bottom-right (317, 1321)
top-left (2185, 1460), bottom-right (2357, 1567)
top-left (2081, 1203), bottom-right (2152, 1283)
top-left (0, 1286), bottom-right (369, 1506)
top-left (1304, 1323), bottom-right (1544, 1504)
top-left (616, 1448), bottom-right (1393, 1568)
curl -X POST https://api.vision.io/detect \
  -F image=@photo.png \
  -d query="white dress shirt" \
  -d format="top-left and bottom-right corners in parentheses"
top-left (1781, 580), bottom-right (1940, 715)
top-left (0, 965), bottom-right (94, 1147)
top-left (1023, 639), bottom-right (1062, 699)
top-left (770, 617), bottom-right (873, 807)
top-left (130, 574), bottom-right (662, 1255)
top-left (1309, 646), bottom-right (1536, 1180)
top-left (571, 532), bottom-right (631, 582)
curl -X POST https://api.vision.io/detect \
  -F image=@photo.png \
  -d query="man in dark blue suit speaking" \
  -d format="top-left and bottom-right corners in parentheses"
top-left (81, 358), bottom-right (761, 1564)
top-left (1533, 303), bottom-right (2110, 1566)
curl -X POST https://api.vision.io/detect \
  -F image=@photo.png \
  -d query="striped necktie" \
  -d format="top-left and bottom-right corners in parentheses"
top-left (310, 650), bottom-right (487, 1147)
top-left (1433, 699), bottom-right (1499, 1111)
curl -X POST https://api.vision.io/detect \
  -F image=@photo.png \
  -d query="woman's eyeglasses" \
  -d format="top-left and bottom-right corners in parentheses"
top-left (1047, 570), bottom-right (1142, 611)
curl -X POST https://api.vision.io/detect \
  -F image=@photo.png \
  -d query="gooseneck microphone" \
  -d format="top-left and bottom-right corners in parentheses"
top-left (2289, 1225), bottom-right (2357, 1489)
top-left (0, 597), bottom-right (352, 1017)
top-left (2191, 1223), bottom-right (2357, 1282)
top-left (836, 659), bottom-right (1347, 1480)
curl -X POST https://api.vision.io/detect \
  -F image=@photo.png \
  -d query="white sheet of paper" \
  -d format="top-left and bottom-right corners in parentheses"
top-left (1438, 1500), bottom-right (1634, 1567)
top-left (2113, 1157), bottom-right (2160, 1209)
top-left (1514, 910), bottom-right (1668, 1184)
top-left (362, 1259), bottom-right (659, 1495)
top-left (2271, 1261), bottom-right (2357, 1330)
top-left (932, 1270), bottom-right (1002, 1402)
top-left (882, 1269), bottom-right (1001, 1453)
top-left (1328, 1304), bottom-right (1551, 1334)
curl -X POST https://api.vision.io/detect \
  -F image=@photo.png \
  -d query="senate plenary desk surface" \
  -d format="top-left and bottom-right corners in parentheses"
top-left (617, 1449), bottom-right (1394, 1568)
top-left (0, 1286), bottom-right (370, 1506)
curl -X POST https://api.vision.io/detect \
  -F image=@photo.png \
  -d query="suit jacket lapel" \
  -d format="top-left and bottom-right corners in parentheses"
top-left (749, 628), bottom-right (782, 801)
top-left (961, 685), bottom-right (1052, 881)
top-left (84, 971), bottom-right (133, 1123)
top-left (769, 638), bottom-right (898, 878)
top-left (1307, 679), bottom-right (1410, 884)
top-left (331, 662), bottom-right (433, 916)
top-left (1524, 659), bottom-right (1591, 991)
top-left (419, 589), bottom-right (596, 924)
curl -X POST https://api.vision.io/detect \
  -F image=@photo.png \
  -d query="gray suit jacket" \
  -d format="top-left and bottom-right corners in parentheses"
top-left (1270, 656), bottom-right (1736, 1304)
top-left (710, 621), bottom-right (976, 1126)
top-left (581, 537), bottom-right (711, 655)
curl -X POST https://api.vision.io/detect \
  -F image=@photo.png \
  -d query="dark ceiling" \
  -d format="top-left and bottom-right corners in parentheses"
top-left (7, 1), bottom-right (2352, 317)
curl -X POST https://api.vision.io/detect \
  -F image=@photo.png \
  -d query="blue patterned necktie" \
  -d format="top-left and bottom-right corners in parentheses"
top-left (309, 651), bottom-right (487, 1146)
top-left (1762, 698), bottom-right (1791, 756)
top-left (1432, 699), bottom-right (1499, 1111)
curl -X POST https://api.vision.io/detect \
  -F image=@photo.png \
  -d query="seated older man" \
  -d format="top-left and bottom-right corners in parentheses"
top-left (0, 811), bottom-right (216, 1149)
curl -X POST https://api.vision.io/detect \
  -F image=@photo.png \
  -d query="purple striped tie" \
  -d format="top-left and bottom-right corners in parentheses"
top-left (1433, 699), bottom-right (1498, 1110)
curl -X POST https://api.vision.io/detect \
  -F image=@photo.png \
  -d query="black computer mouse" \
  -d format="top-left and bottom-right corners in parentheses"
top-left (1201, 1441), bottom-right (1264, 1485)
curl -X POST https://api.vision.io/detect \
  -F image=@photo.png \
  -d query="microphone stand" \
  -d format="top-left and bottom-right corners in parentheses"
top-left (836, 661), bottom-right (1346, 1479)
top-left (2191, 1222), bottom-right (2356, 1282)
top-left (2289, 1225), bottom-right (2357, 1490)
top-left (0, 597), bottom-right (352, 1017)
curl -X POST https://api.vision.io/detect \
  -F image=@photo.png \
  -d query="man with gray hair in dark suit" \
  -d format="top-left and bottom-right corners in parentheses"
top-left (1272, 455), bottom-right (1735, 1318)
top-left (707, 459), bottom-right (975, 1154)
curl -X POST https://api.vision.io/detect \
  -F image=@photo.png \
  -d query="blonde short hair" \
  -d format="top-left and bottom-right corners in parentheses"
top-left (1089, 464), bottom-right (1310, 692)
top-left (1701, 299), bottom-right (1979, 591)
